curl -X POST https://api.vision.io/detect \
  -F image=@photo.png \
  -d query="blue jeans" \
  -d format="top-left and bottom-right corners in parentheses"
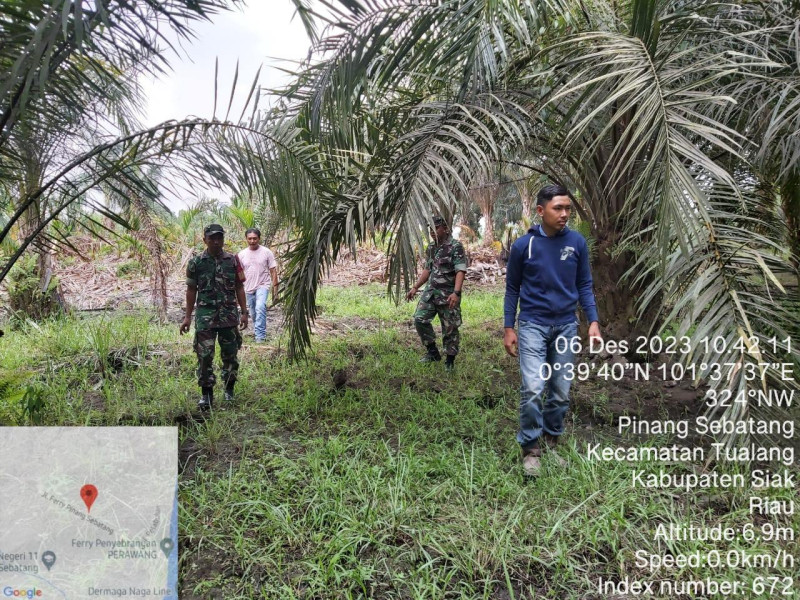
top-left (246, 287), bottom-right (269, 341)
top-left (517, 320), bottom-right (579, 451)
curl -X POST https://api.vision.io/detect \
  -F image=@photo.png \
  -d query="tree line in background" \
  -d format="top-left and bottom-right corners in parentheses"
top-left (1, 0), bottom-right (799, 430)
top-left (0, 0), bottom-right (329, 315)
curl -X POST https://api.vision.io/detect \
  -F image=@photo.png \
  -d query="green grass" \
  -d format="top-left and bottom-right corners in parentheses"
top-left (1, 285), bottom-right (798, 599)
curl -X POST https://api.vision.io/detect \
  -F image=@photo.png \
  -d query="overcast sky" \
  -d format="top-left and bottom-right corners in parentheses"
top-left (141, 3), bottom-right (312, 126)
top-left (137, 3), bottom-right (313, 209)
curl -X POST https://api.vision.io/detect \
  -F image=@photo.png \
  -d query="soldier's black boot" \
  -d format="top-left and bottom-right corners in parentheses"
top-left (198, 387), bottom-right (213, 411)
top-left (445, 355), bottom-right (455, 372)
top-left (419, 344), bottom-right (441, 363)
top-left (224, 383), bottom-right (235, 403)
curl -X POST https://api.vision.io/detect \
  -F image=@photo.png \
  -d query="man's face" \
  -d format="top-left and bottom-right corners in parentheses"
top-left (204, 233), bottom-right (224, 255)
top-left (246, 233), bottom-right (260, 250)
top-left (537, 195), bottom-right (572, 231)
top-left (431, 223), bottom-right (448, 242)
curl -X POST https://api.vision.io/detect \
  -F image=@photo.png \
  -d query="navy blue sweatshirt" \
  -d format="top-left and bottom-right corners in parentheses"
top-left (504, 225), bottom-right (599, 327)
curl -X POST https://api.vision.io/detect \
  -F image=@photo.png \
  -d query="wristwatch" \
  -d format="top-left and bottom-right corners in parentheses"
top-left (454, 291), bottom-right (462, 297)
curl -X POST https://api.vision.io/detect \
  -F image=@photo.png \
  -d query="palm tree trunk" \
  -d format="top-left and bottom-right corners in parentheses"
top-left (129, 196), bottom-right (169, 321)
top-left (471, 175), bottom-right (499, 246)
top-left (457, 189), bottom-right (471, 227)
top-left (519, 185), bottom-right (532, 220)
top-left (481, 205), bottom-right (494, 245)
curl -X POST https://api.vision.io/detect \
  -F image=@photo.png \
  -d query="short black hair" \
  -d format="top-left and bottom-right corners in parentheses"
top-left (245, 228), bottom-right (261, 238)
top-left (536, 184), bottom-right (570, 207)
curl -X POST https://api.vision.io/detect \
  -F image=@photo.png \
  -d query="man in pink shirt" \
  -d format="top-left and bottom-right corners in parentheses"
top-left (238, 228), bottom-right (279, 342)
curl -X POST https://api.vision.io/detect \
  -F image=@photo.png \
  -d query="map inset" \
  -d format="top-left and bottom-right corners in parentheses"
top-left (0, 427), bottom-right (178, 599)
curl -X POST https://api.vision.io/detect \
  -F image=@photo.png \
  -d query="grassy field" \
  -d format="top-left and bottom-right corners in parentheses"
top-left (1, 284), bottom-right (798, 599)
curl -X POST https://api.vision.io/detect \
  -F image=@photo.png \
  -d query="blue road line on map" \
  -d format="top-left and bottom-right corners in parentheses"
top-left (163, 480), bottom-right (178, 600)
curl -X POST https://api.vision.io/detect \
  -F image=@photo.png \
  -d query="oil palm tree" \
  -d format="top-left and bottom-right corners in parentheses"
top-left (277, 0), bottom-right (799, 430)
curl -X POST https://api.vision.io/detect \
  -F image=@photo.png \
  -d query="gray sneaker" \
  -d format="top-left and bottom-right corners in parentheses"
top-left (522, 451), bottom-right (541, 477)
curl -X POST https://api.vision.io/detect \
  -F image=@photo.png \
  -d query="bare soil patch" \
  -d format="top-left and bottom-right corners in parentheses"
top-left (323, 245), bottom-right (506, 287)
top-left (36, 237), bottom-right (503, 319)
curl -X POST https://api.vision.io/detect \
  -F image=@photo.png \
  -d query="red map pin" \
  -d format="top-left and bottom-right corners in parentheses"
top-left (80, 484), bottom-right (98, 513)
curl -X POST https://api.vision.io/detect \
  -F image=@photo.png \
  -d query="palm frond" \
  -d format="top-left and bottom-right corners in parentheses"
top-left (278, 93), bottom-right (531, 357)
top-left (0, 1), bottom-right (238, 148)
top-left (630, 183), bottom-right (799, 443)
top-left (0, 112), bottom-right (341, 283)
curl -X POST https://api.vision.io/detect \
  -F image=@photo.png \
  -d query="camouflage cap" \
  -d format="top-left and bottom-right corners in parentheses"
top-left (204, 223), bottom-right (225, 236)
top-left (432, 216), bottom-right (447, 228)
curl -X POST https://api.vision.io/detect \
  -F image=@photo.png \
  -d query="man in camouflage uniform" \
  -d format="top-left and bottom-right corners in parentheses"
top-left (406, 216), bottom-right (467, 372)
top-left (180, 224), bottom-right (249, 410)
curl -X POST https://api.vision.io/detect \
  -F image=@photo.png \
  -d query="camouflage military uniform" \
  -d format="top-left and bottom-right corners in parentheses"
top-left (414, 236), bottom-right (468, 355)
top-left (186, 250), bottom-right (245, 388)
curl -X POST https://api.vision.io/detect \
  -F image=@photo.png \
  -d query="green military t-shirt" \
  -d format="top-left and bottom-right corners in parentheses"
top-left (422, 236), bottom-right (467, 304)
top-left (186, 250), bottom-right (246, 330)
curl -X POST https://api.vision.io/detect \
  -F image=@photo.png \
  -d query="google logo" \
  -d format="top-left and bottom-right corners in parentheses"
top-left (2, 588), bottom-right (43, 598)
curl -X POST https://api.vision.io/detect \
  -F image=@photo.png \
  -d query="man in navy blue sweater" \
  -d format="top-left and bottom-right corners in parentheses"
top-left (503, 184), bottom-right (602, 477)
